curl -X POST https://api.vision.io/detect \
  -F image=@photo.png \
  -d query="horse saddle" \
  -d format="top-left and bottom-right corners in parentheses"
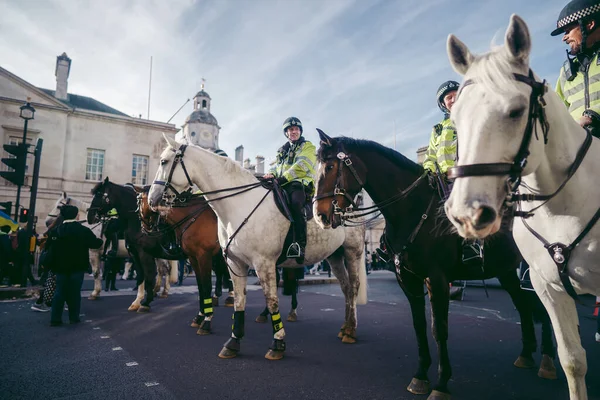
top-left (262, 180), bottom-right (313, 266)
top-left (159, 227), bottom-right (186, 260)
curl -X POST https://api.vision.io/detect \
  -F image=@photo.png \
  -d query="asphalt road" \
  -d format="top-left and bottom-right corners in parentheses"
top-left (1, 271), bottom-right (599, 400)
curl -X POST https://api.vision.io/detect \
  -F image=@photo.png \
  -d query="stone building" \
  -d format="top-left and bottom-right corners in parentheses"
top-left (0, 52), bottom-right (178, 224)
top-left (176, 81), bottom-right (220, 151)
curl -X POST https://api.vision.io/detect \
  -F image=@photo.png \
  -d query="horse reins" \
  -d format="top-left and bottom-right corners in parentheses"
top-left (447, 69), bottom-right (600, 302)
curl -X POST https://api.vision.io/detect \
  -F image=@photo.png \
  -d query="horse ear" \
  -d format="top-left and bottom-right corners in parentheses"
top-left (316, 128), bottom-right (332, 147)
top-left (447, 34), bottom-right (473, 76)
top-left (62, 191), bottom-right (67, 199)
top-left (504, 14), bottom-right (531, 63)
top-left (162, 133), bottom-right (178, 149)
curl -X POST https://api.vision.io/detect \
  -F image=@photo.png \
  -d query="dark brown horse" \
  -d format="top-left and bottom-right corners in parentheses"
top-left (136, 187), bottom-right (233, 334)
top-left (313, 130), bottom-right (556, 400)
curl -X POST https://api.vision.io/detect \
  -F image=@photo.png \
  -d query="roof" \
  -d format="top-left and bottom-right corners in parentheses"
top-left (185, 109), bottom-right (218, 126)
top-left (194, 90), bottom-right (211, 99)
top-left (38, 88), bottom-right (129, 117)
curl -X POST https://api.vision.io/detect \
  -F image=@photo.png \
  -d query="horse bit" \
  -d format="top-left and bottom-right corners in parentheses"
top-left (152, 144), bottom-right (194, 202)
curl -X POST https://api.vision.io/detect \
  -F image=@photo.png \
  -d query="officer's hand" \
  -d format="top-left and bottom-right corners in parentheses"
top-left (580, 115), bottom-right (593, 127)
top-left (275, 176), bottom-right (288, 185)
top-left (263, 173), bottom-right (274, 179)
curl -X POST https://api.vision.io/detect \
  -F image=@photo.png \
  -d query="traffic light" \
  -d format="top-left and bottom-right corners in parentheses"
top-left (0, 143), bottom-right (28, 186)
top-left (19, 208), bottom-right (29, 223)
top-left (0, 201), bottom-right (12, 216)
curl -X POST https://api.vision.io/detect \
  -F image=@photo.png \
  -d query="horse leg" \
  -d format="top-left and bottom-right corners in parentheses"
top-left (214, 266), bottom-right (223, 306)
top-left (496, 270), bottom-right (538, 369)
top-left (190, 257), bottom-right (205, 328)
top-left (216, 253), bottom-right (234, 307)
top-left (89, 250), bottom-right (102, 300)
top-left (397, 272), bottom-right (432, 396)
top-left (426, 274), bottom-right (452, 400)
top-left (327, 253), bottom-right (352, 340)
top-left (162, 267), bottom-right (171, 298)
top-left (535, 295), bottom-right (557, 380)
top-left (256, 306), bottom-right (269, 323)
top-left (128, 255), bottom-right (145, 311)
top-left (138, 251), bottom-right (156, 313)
top-left (218, 260), bottom-right (249, 359)
top-left (287, 279), bottom-right (298, 322)
top-left (531, 270), bottom-right (587, 399)
top-left (196, 252), bottom-right (214, 335)
top-left (256, 263), bottom-right (285, 360)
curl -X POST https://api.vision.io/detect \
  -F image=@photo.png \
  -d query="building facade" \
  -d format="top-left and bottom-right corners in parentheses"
top-left (0, 53), bottom-right (178, 225)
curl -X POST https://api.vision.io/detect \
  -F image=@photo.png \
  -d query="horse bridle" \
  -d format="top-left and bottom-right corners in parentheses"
top-left (446, 69), bottom-right (600, 302)
top-left (153, 144), bottom-right (194, 199)
top-left (314, 149), bottom-right (364, 219)
top-left (48, 197), bottom-right (72, 218)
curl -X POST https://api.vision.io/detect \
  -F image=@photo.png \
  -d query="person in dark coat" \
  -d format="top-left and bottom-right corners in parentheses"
top-left (48, 205), bottom-right (103, 326)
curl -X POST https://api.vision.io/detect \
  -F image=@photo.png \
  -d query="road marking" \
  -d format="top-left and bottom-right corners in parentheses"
top-left (112, 347), bottom-right (122, 351)
top-left (388, 302), bottom-right (397, 305)
top-left (93, 327), bottom-right (100, 330)
top-left (321, 308), bottom-right (335, 312)
top-left (101, 336), bottom-right (110, 339)
top-left (145, 382), bottom-right (160, 387)
top-left (126, 362), bottom-right (138, 366)
top-left (85, 320), bottom-right (92, 322)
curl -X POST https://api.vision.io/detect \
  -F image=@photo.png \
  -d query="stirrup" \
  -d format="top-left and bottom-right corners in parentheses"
top-left (286, 242), bottom-right (303, 258)
top-left (462, 240), bottom-right (483, 263)
top-left (376, 248), bottom-right (390, 264)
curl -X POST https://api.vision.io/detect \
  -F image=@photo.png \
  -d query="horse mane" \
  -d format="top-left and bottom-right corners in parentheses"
top-left (90, 180), bottom-right (104, 195)
top-left (466, 47), bottom-right (521, 96)
top-left (319, 137), bottom-right (424, 176)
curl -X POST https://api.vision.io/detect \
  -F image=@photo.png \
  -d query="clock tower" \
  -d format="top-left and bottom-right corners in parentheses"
top-left (180, 79), bottom-right (220, 150)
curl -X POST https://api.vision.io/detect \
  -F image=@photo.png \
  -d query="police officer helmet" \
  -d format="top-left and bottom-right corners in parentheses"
top-left (551, 0), bottom-right (600, 36)
top-left (282, 117), bottom-right (303, 136)
top-left (436, 81), bottom-right (460, 115)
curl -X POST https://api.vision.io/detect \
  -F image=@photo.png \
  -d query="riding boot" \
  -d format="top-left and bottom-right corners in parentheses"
top-left (290, 213), bottom-right (307, 264)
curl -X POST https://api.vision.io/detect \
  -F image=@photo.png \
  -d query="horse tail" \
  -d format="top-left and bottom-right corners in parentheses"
top-left (357, 250), bottom-right (368, 305)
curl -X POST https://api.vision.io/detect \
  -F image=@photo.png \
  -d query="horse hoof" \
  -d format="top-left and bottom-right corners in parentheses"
top-left (407, 378), bottom-right (431, 395)
top-left (255, 315), bottom-right (268, 323)
top-left (159, 293), bottom-right (168, 299)
top-left (191, 321), bottom-right (199, 328)
top-left (137, 306), bottom-right (151, 313)
top-left (287, 312), bottom-right (297, 322)
top-left (513, 355), bottom-right (536, 369)
top-left (196, 328), bottom-right (211, 336)
top-left (341, 334), bottom-right (356, 344)
top-left (212, 296), bottom-right (219, 307)
top-left (265, 350), bottom-right (284, 360)
top-left (337, 330), bottom-right (344, 339)
top-left (88, 295), bottom-right (97, 300)
top-left (128, 304), bottom-right (140, 312)
top-left (218, 347), bottom-right (238, 359)
top-left (538, 355), bottom-right (557, 380)
top-left (224, 296), bottom-right (234, 307)
top-left (428, 390), bottom-right (451, 400)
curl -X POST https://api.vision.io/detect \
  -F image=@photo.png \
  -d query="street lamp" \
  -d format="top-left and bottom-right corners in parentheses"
top-left (12, 99), bottom-right (35, 220)
top-left (19, 101), bottom-right (35, 121)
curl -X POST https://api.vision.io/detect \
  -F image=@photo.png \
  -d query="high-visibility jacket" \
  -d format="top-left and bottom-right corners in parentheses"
top-left (556, 52), bottom-right (600, 120)
top-left (270, 137), bottom-right (316, 187)
top-left (422, 117), bottom-right (457, 174)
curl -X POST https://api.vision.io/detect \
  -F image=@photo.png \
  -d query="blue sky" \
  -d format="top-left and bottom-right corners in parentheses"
top-left (0, 0), bottom-right (568, 165)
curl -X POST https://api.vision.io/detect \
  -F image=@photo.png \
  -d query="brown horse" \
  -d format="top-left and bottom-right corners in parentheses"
top-left (136, 188), bottom-right (233, 335)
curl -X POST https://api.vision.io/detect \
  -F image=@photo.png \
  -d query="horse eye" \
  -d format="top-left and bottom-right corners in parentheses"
top-left (509, 107), bottom-right (525, 119)
top-left (325, 164), bottom-right (334, 172)
top-left (160, 159), bottom-right (168, 165)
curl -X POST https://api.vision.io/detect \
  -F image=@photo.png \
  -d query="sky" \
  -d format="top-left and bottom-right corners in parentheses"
top-left (0, 0), bottom-right (570, 166)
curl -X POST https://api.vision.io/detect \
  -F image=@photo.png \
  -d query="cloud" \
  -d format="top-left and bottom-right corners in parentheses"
top-left (0, 0), bottom-right (570, 165)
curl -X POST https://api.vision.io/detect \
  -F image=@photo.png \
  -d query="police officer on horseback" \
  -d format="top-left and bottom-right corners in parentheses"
top-left (263, 117), bottom-right (317, 261)
top-left (552, 0), bottom-right (600, 135)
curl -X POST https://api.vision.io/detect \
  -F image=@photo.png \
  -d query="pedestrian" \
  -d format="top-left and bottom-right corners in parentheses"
top-left (178, 257), bottom-right (187, 286)
top-left (47, 205), bottom-right (103, 326)
top-left (31, 217), bottom-right (62, 312)
top-left (596, 296), bottom-right (600, 343)
top-left (15, 227), bottom-right (37, 287)
top-left (0, 225), bottom-right (13, 287)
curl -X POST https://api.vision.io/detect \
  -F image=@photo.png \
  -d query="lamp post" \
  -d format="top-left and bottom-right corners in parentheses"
top-left (14, 100), bottom-right (35, 221)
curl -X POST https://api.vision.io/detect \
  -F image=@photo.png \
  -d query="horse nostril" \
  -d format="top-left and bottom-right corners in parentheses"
top-left (473, 206), bottom-right (497, 229)
top-left (318, 213), bottom-right (329, 225)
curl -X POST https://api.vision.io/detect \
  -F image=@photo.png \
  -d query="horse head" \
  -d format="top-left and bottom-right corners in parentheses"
top-left (444, 14), bottom-right (552, 239)
top-left (314, 129), bottom-right (367, 229)
top-left (88, 177), bottom-right (117, 223)
top-left (136, 185), bottom-right (160, 232)
top-left (45, 191), bottom-right (70, 227)
top-left (149, 134), bottom-right (191, 210)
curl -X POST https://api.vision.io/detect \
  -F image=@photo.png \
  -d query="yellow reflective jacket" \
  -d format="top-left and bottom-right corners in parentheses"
top-left (556, 52), bottom-right (600, 120)
top-left (270, 137), bottom-right (316, 187)
top-left (422, 118), bottom-right (457, 174)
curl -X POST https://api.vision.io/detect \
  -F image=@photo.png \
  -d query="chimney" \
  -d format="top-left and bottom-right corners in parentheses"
top-left (243, 158), bottom-right (251, 169)
top-left (235, 145), bottom-right (244, 165)
top-left (255, 155), bottom-right (265, 174)
top-left (55, 52), bottom-right (71, 101)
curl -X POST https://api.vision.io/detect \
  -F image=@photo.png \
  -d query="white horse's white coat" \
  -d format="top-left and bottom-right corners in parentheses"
top-left (149, 136), bottom-right (367, 350)
top-left (445, 15), bottom-right (600, 400)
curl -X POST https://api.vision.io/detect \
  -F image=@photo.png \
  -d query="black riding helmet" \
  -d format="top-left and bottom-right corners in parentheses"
top-left (282, 117), bottom-right (303, 137)
top-left (436, 81), bottom-right (460, 116)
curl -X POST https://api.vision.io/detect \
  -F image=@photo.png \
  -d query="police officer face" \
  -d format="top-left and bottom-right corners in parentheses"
top-left (563, 22), bottom-right (584, 54)
top-left (286, 126), bottom-right (302, 141)
top-left (443, 90), bottom-right (458, 112)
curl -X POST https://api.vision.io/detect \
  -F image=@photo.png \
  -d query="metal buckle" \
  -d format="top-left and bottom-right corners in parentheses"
top-left (334, 187), bottom-right (345, 196)
top-left (344, 158), bottom-right (353, 166)
top-left (336, 152), bottom-right (346, 160)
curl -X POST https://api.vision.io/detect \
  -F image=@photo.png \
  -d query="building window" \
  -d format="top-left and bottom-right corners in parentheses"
top-left (86, 148), bottom-right (105, 181)
top-left (131, 154), bottom-right (149, 185)
top-left (202, 100), bottom-right (207, 109)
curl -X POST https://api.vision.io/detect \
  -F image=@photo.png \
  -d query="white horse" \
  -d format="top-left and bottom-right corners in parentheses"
top-left (46, 192), bottom-right (105, 299)
top-left (444, 15), bottom-right (600, 400)
top-left (148, 135), bottom-right (367, 360)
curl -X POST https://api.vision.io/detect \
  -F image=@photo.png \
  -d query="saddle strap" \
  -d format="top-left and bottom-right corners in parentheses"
top-left (544, 243), bottom-right (579, 300)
